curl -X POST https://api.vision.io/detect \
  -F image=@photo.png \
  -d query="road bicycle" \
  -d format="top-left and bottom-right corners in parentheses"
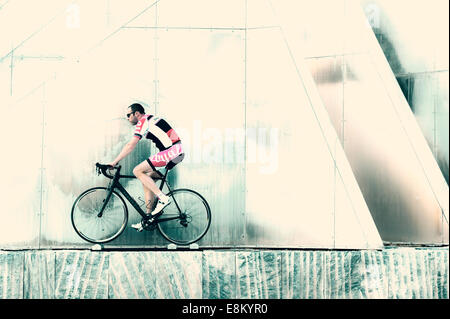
top-left (71, 162), bottom-right (211, 245)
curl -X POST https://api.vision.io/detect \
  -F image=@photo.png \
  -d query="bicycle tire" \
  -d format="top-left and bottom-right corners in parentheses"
top-left (71, 187), bottom-right (128, 244)
top-left (157, 188), bottom-right (211, 245)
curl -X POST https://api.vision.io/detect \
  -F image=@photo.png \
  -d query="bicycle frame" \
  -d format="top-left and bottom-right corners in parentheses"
top-left (98, 166), bottom-right (183, 224)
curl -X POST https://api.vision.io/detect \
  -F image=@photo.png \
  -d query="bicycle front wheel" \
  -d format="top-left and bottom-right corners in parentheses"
top-left (157, 189), bottom-right (211, 245)
top-left (71, 187), bottom-right (128, 243)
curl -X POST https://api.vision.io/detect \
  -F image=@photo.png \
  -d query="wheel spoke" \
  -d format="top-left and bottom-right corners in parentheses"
top-left (72, 188), bottom-right (127, 243)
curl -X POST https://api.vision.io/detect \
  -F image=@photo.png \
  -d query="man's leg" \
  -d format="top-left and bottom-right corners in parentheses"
top-left (142, 171), bottom-right (163, 213)
top-left (131, 161), bottom-right (170, 231)
top-left (143, 172), bottom-right (155, 214)
top-left (133, 160), bottom-right (170, 214)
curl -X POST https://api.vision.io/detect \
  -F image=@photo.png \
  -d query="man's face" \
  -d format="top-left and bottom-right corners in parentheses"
top-left (126, 108), bottom-right (138, 125)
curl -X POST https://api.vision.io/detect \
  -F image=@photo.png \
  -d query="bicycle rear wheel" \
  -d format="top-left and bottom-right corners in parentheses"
top-left (157, 189), bottom-right (211, 245)
top-left (71, 187), bottom-right (128, 243)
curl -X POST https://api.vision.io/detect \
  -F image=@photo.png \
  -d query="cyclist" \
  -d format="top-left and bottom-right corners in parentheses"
top-left (107, 103), bottom-right (184, 231)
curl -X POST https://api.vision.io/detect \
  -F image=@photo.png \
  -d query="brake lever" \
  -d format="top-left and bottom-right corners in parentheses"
top-left (95, 163), bottom-right (107, 176)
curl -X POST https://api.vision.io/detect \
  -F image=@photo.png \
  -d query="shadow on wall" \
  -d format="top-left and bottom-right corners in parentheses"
top-left (372, 27), bottom-right (405, 75)
top-left (371, 25), bottom-right (449, 184)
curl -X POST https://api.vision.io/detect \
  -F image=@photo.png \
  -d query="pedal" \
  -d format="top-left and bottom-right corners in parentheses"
top-left (142, 219), bottom-right (157, 231)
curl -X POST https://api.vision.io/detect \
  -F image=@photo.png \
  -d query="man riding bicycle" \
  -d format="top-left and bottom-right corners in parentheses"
top-left (108, 103), bottom-right (184, 231)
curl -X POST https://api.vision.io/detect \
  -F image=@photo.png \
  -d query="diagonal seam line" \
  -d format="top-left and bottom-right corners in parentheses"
top-left (2, 0), bottom-right (161, 61)
top-left (85, 0), bottom-right (162, 55)
top-left (0, 1), bottom-right (77, 62)
top-left (6, 0), bottom-right (163, 107)
top-left (267, 0), bottom-right (371, 246)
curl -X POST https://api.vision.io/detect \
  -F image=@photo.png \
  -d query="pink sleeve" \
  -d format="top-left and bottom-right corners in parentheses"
top-left (133, 116), bottom-right (147, 139)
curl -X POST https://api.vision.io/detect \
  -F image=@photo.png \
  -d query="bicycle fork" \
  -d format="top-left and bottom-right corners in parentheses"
top-left (98, 173), bottom-right (121, 218)
top-left (97, 187), bottom-right (114, 218)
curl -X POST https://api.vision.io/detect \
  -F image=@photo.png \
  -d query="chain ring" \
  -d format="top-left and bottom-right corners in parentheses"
top-left (142, 219), bottom-right (157, 231)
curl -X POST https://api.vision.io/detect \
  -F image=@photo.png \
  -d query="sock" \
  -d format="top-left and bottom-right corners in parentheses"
top-left (156, 191), bottom-right (169, 203)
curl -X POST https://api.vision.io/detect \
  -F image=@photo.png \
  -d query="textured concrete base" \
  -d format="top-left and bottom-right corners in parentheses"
top-left (0, 248), bottom-right (447, 299)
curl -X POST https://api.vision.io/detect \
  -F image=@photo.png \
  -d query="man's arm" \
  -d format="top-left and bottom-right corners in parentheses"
top-left (108, 136), bottom-right (140, 167)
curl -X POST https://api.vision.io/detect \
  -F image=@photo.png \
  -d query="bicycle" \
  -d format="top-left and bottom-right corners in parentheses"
top-left (71, 162), bottom-right (211, 245)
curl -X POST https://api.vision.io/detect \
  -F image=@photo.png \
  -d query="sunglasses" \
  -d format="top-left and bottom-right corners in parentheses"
top-left (126, 111), bottom-right (135, 118)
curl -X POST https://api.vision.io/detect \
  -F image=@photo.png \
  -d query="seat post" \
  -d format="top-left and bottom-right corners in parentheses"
top-left (159, 167), bottom-right (170, 190)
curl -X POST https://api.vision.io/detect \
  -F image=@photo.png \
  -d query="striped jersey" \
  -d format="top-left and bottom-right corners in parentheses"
top-left (133, 114), bottom-right (181, 151)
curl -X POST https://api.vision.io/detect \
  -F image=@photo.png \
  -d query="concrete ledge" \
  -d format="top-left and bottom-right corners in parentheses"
top-left (0, 248), bottom-right (447, 299)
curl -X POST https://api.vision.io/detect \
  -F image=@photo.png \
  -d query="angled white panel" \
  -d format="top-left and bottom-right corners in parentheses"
top-left (245, 24), bottom-right (382, 248)
top-left (353, 2), bottom-right (449, 240)
top-left (270, 0), bottom-right (448, 243)
top-left (361, 0), bottom-right (449, 185)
